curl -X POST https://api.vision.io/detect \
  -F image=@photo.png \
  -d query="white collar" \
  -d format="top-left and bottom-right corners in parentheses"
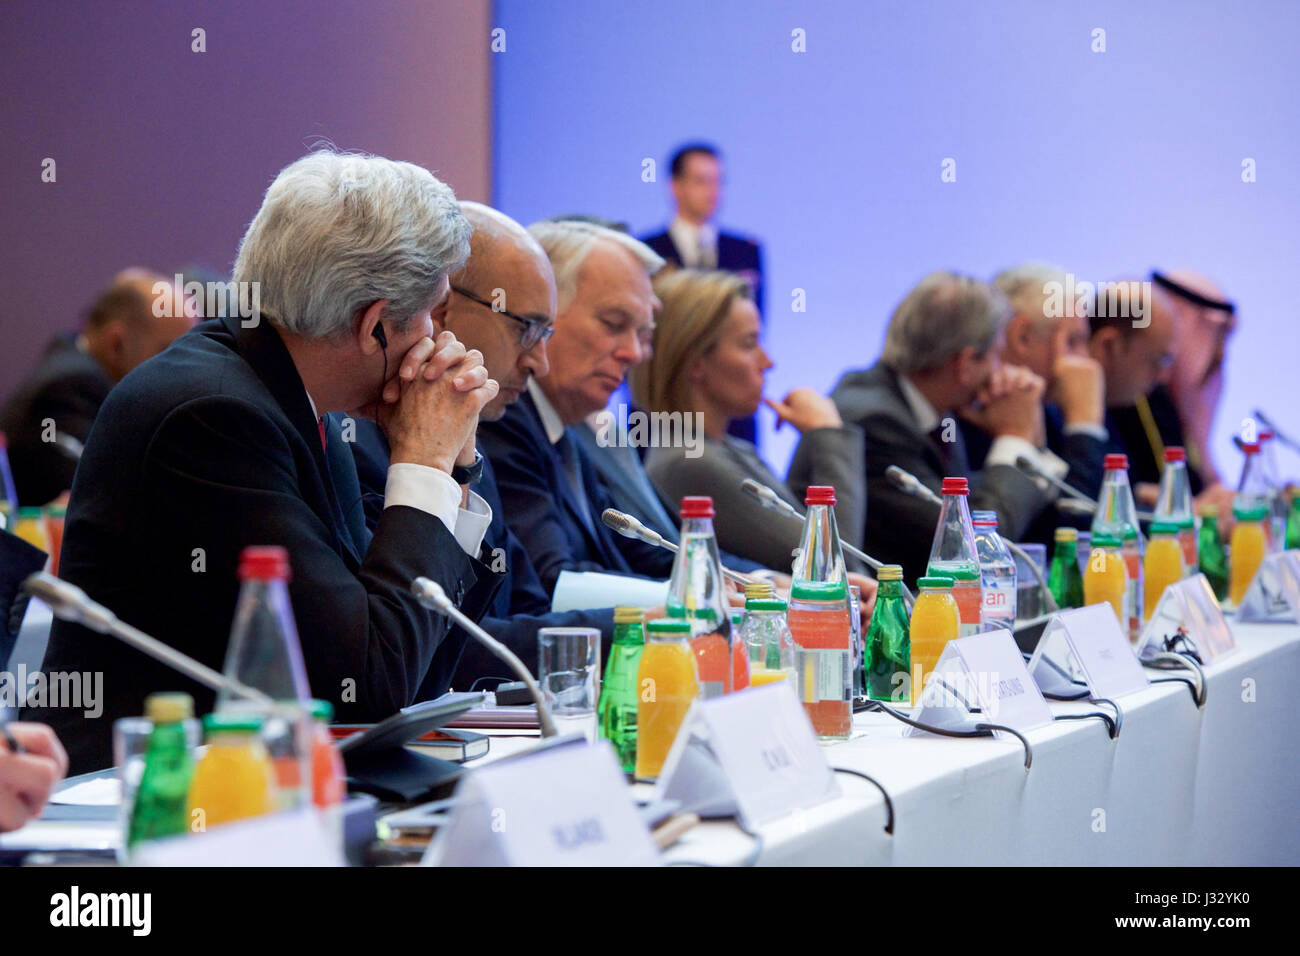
top-left (528, 377), bottom-right (567, 445)
top-left (669, 216), bottom-right (715, 253)
top-left (305, 390), bottom-right (319, 422)
top-left (897, 373), bottom-right (942, 434)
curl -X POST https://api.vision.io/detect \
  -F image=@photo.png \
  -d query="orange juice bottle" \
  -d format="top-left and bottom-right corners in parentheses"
top-left (187, 713), bottom-right (275, 828)
top-left (908, 577), bottom-right (960, 705)
top-left (1084, 534), bottom-right (1129, 635)
top-left (1144, 521), bottom-right (1185, 619)
top-left (1229, 504), bottom-right (1269, 606)
top-left (635, 618), bottom-right (699, 780)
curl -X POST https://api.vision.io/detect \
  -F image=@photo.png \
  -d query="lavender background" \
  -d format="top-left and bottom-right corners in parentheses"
top-left (492, 0), bottom-right (1300, 481)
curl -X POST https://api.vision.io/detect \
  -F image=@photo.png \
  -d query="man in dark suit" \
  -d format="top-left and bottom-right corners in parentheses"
top-left (350, 203), bottom-right (619, 685)
top-left (478, 221), bottom-right (683, 593)
top-left (641, 143), bottom-right (764, 445)
top-left (24, 151), bottom-right (501, 772)
top-left (0, 271), bottom-right (191, 506)
top-left (956, 264), bottom-right (1111, 542)
top-left (832, 272), bottom-right (1057, 582)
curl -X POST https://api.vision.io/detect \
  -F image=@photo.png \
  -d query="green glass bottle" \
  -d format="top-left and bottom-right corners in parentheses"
top-left (1197, 505), bottom-right (1229, 601)
top-left (863, 565), bottom-right (911, 701)
top-left (1286, 496), bottom-right (1300, 550)
top-left (1048, 527), bottom-right (1085, 609)
top-left (597, 607), bottom-right (645, 773)
top-left (127, 692), bottom-right (196, 849)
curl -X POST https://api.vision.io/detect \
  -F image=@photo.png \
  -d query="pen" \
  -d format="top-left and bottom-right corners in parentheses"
top-left (1, 723), bottom-right (25, 755)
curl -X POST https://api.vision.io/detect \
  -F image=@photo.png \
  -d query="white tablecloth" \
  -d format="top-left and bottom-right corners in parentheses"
top-left (644, 618), bottom-right (1300, 866)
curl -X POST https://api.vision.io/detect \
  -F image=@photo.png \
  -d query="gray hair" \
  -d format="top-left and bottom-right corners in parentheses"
top-left (526, 220), bottom-right (664, 314)
top-left (994, 262), bottom-right (1070, 330)
top-left (882, 271), bottom-right (1011, 374)
top-left (233, 150), bottom-right (471, 339)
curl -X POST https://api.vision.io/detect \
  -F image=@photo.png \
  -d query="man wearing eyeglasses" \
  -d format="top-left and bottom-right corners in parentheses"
top-left (476, 220), bottom-right (684, 593)
top-left (1088, 279), bottom-right (1183, 498)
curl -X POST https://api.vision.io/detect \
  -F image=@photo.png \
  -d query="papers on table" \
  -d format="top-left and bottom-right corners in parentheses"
top-left (49, 776), bottom-right (122, 806)
top-left (551, 570), bottom-right (667, 612)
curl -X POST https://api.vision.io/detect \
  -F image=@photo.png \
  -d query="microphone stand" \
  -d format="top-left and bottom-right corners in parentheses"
top-left (411, 577), bottom-right (559, 738)
top-left (600, 508), bottom-right (761, 587)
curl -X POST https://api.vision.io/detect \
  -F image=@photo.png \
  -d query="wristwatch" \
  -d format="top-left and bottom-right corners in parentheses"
top-left (451, 450), bottom-right (485, 486)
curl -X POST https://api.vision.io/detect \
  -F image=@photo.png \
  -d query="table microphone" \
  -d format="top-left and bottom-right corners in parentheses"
top-left (1055, 498), bottom-right (1096, 516)
top-left (738, 478), bottom-right (884, 571)
top-left (1253, 408), bottom-right (1300, 454)
top-left (411, 577), bottom-right (559, 738)
top-left (600, 508), bottom-right (761, 586)
top-left (1012, 456), bottom-right (1094, 505)
top-left (883, 466), bottom-right (1059, 614)
top-left (22, 571), bottom-right (271, 705)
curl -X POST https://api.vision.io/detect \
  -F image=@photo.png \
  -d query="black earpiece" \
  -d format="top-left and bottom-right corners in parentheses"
top-left (371, 324), bottom-right (387, 349)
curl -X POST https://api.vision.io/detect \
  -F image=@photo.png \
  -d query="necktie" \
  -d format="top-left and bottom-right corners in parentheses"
top-left (929, 424), bottom-right (952, 472)
top-left (555, 432), bottom-right (597, 537)
top-left (318, 417), bottom-right (327, 452)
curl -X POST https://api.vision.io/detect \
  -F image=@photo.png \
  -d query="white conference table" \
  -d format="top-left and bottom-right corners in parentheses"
top-left (483, 617), bottom-right (1300, 866)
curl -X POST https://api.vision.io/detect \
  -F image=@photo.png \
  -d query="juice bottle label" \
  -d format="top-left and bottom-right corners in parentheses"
top-left (953, 584), bottom-right (982, 636)
top-left (800, 648), bottom-right (851, 703)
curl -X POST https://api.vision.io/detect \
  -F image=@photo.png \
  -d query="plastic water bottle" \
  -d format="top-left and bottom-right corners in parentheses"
top-left (927, 477), bottom-right (982, 637)
top-left (971, 510), bottom-right (1017, 632)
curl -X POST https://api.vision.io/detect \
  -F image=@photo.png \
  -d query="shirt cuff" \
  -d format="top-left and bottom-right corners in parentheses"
top-left (986, 435), bottom-right (1068, 494)
top-left (1062, 421), bottom-right (1109, 441)
top-left (455, 491), bottom-right (493, 558)
top-left (385, 462), bottom-right (462, 541)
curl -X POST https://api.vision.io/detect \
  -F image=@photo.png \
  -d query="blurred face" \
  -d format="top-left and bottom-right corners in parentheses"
top-left (690, 297), bottom-right (770, 419)
top-left (671, 153), bottom-right (721, 224)
top-left (951, 328), bottom-right (1004, 406)
top-left (540, 241), bottom-right (659, 425)
top-left (1091, 307), bottom-right (1177, 407)
top-left (441, 248), bottom-right (555, 420)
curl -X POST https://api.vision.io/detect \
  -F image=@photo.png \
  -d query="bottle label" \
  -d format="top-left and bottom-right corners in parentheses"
top-left (699, 680), bottom-right (724, 700)
top-left (980, 582), bottom-right (1017, 628)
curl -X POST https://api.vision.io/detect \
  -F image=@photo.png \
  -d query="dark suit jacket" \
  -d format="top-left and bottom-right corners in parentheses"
top-left (477, 391), bottom-right (676, 593)
top-left (957, 403), bottom-right (1107, 544)
top-left (350, 419), bottom-right (615, 686)
top-left (831, 362), bottom-right (1051, 582)
top-left (1105, 386), bottom-right (1206, 493)
top-left (24, 315), bottom-right (497, 773)
top-left (0, 335), bottom-right (111, 506)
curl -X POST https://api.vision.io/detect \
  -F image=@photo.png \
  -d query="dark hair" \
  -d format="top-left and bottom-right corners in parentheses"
top-left (670, 143), bottom-right (720, 179)
top-left (1088, 280), bottom-right (1159, 339)
top-left (85, 283), bottom-right (153, 331)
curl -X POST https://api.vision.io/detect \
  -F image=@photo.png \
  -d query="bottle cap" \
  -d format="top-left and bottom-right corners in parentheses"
top-left (679, 496), bottom-right (714, 519)
top-left (877, 564), bottom-right (903, 581)
top-left (1091, 534), bottom-right (1121, 549)
top-left (646, 617), bottom-right (691, 635)
top-left (1231, 503), bottom-right (1270, 522)
top-left (971, 509), bottom-right (998, 527)
top-left (1259, 429), bottom-right (1274, 441)
top-left (1240, 442), bottom-right (1260, 454)
top-left (1149, 520), bottom-right (1182, 535)
top-left (745, 598), bottom-right (788, 612)
top-left (144, 692), bottom-right (193, 724)
top-left (916, 576), bottom-right (954, 590)
top-left (1197, 503), bottom-right (1219, 518)
top-left (1103, 454), bottom-right (1129, 470)
top-left (791, 579), bottom-right (848, 601)
top-left (238, 545), bottom-right (291, 581)
top-left (940, 477), bottom-right (968, 496)
top-left (743, 581), bottom-right (776, 601)
top-left (310, 699), bottom-right (334, 723)
top-left (1054, 527), bottom-right (1078, 542)
top-left (202, 712), bottom-right (266, 734)
top-left (1164, 447), bottom-right (1186, 462)
top-left (804, 485), bottom-right (836, 506)
top-left (613, 606), bottom-right (644, 624)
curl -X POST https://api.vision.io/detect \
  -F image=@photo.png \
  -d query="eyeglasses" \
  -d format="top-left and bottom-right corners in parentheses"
top-left (451, 286), bottom-right (554, 349)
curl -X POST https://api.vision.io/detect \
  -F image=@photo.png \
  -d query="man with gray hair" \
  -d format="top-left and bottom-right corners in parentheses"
top-left (832, 271), bottom-right (1059, 581)
top-left (477, 220), bottom-right (685, 592)
top-left (955, 263), bottom-right (1110, 511)
top-left (28, 151), bottom-right (503, 772)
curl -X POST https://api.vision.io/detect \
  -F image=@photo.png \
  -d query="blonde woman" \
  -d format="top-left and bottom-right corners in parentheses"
top-left (631, 269), bottom-right (869, 576)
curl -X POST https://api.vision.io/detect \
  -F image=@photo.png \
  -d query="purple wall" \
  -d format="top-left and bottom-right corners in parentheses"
top-left (0, 0), bottom-right (492, 391)
top-left (492, 0), bottom-right (1300, 481)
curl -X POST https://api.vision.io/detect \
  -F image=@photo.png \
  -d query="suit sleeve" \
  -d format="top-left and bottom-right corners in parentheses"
top-left (145, 396), bottom-right (483, 720)
top-left (858, 413), bottom-right (948, 582)
top-left (970, 465), bottom-right (1051, 545)
top-left (12, 374), bottom-right (107, 502)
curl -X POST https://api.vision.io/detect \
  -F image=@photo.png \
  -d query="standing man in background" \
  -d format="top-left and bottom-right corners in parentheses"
top-left (641, 143), bottom-right (764, 446)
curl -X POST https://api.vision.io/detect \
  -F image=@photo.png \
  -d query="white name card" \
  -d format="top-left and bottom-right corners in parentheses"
top-left (654, 682), bottom-right (839, 829)
top-left (1137, 573), bottom-right (1236, 662)
top-left (130, 807), bottom-right (344, 867)
top-left (909, 629), bottom-right (1054, 737)
top-left (424, 739), bottom-right (659, 867)
top-left (1029, 604), bottom-right (1150, 699)
top-left (1237, 551), bottom-right (1300, 624)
